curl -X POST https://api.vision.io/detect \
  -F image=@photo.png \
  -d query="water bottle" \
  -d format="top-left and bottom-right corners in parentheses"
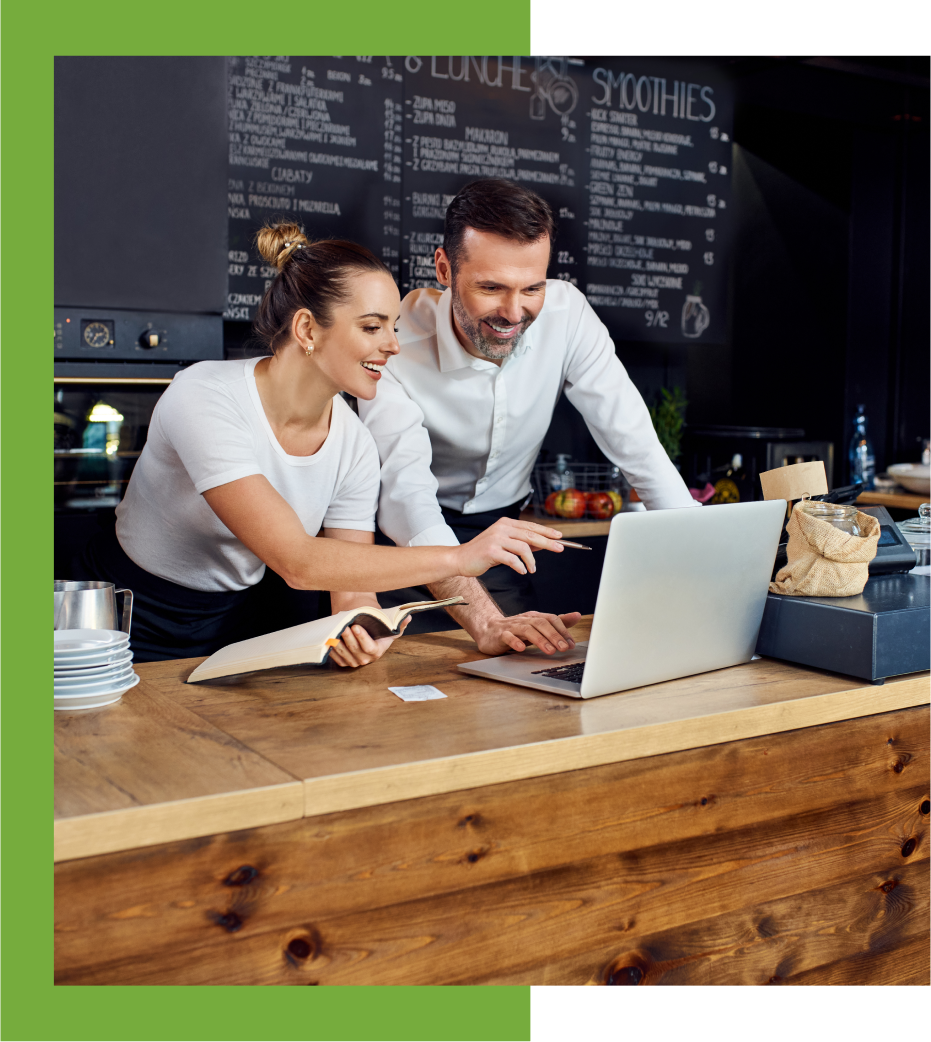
top-left (848, 404), bottom-right (876, 490)
top-left (549, 454), bottom-right (576, 492)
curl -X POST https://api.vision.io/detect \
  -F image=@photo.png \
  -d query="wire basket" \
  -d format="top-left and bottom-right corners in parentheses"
top-left (529, 463), bottom-right (626, 519)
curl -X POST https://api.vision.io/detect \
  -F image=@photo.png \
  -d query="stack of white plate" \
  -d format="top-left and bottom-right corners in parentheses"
top-left (54, 629), bottom-right (140, 711)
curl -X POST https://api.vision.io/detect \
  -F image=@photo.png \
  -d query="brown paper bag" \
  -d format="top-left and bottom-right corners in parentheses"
top-left (769, 508), bottom-right (879, 597)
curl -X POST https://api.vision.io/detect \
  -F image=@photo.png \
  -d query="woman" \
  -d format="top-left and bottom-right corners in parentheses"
top-left (83, 223), bottom-right (570, 665)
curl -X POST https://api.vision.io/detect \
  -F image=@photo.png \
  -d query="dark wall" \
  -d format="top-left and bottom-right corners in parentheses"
top-left (687, 58), bottom-right (929, 480)
top-left (55, 57), bottom-right (228, 314)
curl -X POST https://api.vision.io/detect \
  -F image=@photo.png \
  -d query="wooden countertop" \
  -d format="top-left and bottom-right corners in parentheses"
top-left (54, 617), bottom-right (930, 863)
top-left (857, 490), bottom-right (927, 511)
top-left (519, 489), bottom-right (928, 539)
top-left (520, 509), bottom-right (612, 537)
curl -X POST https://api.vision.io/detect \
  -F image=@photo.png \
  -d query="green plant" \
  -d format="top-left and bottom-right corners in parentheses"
top-left (649, 386), bottom-right (687, 463)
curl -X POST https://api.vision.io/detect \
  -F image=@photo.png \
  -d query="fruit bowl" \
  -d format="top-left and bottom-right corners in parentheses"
top-left (887, 463), bottom-right (930, 495)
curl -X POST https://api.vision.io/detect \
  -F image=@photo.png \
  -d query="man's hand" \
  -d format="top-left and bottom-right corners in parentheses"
top-left (472, 610), bottom-right (582, 656)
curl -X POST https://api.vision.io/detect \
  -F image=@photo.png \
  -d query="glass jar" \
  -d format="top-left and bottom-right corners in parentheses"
top-left (897, 503), bottom-right (930, 567)
top-left (796, 500), bottom-right (861, 537)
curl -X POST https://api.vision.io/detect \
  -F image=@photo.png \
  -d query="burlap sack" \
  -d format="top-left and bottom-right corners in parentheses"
top-left (770, 508), bottom-right (879, 596)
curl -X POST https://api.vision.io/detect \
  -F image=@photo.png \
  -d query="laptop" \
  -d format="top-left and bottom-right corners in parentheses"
top-left (458, 500), bottom-right (787, 698)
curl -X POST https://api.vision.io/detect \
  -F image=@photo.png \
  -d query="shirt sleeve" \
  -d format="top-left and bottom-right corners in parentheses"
top-left (321, 421), bottom-right (381, 533)
top-left (153, 375), bottom-right (262, 494)
top-left (356, 364), bottom-right (460, 547)
top-left (561, 293), bottom-right (699, 511)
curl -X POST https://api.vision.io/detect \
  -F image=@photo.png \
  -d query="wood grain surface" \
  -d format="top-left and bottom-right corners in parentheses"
top-left (54, 686), bottom-right (302, 861)
top-left (857, 491), bottom-right (927, 511)
top-left (55, 616), bottom-right (931, 859)
top-left (519, 509), bottom-right (612, 537)
top-left (55, 706), bottom-right (929, 985)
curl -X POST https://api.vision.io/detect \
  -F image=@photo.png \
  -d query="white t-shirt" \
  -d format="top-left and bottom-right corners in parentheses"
top-left (116, 358), bottom-right (380, 592)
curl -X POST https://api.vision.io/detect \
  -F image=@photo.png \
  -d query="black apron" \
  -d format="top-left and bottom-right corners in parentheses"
top-left (79, 527), bottom-right (322, 662)
top-left (374, 500), bottom-right (536, 633)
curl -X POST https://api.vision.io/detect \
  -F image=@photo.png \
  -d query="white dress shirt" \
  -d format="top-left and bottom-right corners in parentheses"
top-left (357, 280), bottom-right (697, 548)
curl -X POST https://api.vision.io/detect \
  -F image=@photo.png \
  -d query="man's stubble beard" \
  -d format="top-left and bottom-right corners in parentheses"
top-left (450, 281), bottom-right (534, 362)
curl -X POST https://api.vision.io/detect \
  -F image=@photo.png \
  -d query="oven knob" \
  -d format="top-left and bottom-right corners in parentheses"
top-left (139, 330), bottom-right (161, 349)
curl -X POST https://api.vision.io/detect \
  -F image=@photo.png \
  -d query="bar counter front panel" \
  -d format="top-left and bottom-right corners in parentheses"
top-left (54, 618), bottom-right (929, 986)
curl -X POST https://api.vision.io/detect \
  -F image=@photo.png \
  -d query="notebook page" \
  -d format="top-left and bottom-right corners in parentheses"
top-left (195, 611), bottom-right (357, 672)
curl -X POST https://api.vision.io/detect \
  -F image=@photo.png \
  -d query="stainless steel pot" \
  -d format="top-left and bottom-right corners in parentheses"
top-left (54, 580), bottom-right (133, 634)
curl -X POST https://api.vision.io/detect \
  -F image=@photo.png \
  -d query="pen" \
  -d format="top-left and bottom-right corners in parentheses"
top-left (555, 539), bottom-right (592, 550)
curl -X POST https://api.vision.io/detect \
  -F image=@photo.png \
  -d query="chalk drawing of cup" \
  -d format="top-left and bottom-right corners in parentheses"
top-left (681, 295), bottom-right (710, 338)
top-left (529, 67), bottom-right (579, 121)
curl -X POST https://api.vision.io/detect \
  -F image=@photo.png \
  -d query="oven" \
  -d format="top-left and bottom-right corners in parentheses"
top-left (54, 307), bottom-right (223, 576)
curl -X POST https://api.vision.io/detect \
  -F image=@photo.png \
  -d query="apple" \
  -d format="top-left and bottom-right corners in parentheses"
top-left (585, 491), bottom-right (618, 519)
top-left (552, 488), bottom-right (587, 519)
top-left (544, 492), bottom-right (560, 515)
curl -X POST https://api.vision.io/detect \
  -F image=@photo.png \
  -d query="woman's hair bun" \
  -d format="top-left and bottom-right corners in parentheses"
top-left (255, 222), bottom-right (309, 271)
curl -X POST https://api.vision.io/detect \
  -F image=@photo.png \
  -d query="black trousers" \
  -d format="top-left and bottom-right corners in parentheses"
top-left (375, 501), bottom-right (537, 633)
top-left (79, 528), bottom-right (323, 662)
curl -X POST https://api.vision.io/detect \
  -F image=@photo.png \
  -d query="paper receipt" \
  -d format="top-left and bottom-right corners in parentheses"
top-left (389, 685), bottom-right (447, 702)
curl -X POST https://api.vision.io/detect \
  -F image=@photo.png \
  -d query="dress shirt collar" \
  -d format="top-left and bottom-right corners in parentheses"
top-left (436, 287), bottom-right (535, 373)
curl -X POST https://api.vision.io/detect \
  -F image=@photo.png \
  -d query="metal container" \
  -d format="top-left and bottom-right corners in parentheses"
top-left (530, 462), bottom-right (625, 519)
top-left (54, 580), bottom-right (133, 634)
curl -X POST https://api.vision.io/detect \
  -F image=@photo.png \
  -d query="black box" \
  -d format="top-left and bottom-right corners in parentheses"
top-left (756, 574), bottom-right (930, 682)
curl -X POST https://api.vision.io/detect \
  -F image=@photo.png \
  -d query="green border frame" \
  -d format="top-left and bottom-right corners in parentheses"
top-left (3, 4), bottom-right (925, 1037)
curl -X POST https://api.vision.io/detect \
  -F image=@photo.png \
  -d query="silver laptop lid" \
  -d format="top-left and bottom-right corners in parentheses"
top-left (580, 500), bottom-right (786, 698)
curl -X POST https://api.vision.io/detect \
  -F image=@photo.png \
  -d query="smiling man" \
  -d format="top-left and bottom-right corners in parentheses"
top-left (357, 178), bottom-right (697, 657)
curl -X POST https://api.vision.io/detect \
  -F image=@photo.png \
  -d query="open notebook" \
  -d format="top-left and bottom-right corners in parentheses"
top-left (186, 597), bottom-right (464, 683)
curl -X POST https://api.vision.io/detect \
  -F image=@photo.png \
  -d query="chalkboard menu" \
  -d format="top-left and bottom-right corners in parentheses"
top-left (580, 59), bottom-right (733, 344)
top-left (398, 56), bottom-right (584, 297)
top-left (225, 56), bottom-right (403, 320)
top-left (226, 57), bottom-right (731, 344)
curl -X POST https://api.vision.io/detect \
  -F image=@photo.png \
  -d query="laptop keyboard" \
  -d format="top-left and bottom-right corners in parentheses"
top-left (530, 662), bottom-right (586, 684)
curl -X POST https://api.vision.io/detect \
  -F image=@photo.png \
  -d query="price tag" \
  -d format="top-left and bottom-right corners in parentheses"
top-left (759, 461), bottom-right (828, 502)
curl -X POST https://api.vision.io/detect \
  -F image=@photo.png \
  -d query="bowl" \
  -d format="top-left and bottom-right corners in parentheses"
top-left (887, 463), bottom-right (930, 495)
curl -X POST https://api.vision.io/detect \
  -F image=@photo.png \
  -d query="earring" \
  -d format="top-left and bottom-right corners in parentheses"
top-left (304, 343), bottom-right (314, 356)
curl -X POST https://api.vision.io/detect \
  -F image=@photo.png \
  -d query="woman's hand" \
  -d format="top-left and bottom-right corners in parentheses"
top-left (454, 517), bottom-right (566, 578)
top-left (327, 616), bottom-right (410, 668)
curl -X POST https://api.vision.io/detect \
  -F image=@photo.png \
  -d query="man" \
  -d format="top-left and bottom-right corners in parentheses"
top-left (358, 178), bottom-right (697, 658)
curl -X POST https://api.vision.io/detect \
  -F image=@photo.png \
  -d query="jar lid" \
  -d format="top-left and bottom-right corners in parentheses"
top-left (898, 502), bottom-right (931, 540)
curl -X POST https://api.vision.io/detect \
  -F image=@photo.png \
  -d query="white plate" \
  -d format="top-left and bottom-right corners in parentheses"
top-left (54, 664), bottom-right (135, 690)
top-left (54, 654), bottom-right (132, 679)
top-left (54, 642), bottom-right (130, 663)
top-left (54, 630), bottom-right (130, 664)
top-left (54, 648), bottom-right (132, 669)
top-left (54, 628), bottom-right (130, 653)
top-left (54, 673), bottom-right (139, 704)
top-left (54, 690), bottom-right (126, 711)
top-left (54, 671), bottom-right (140, 697)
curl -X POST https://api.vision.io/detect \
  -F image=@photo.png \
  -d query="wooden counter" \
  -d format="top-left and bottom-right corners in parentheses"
top-left (518, 489), bottom-right (929, 539)
top-left (857, 490), bottom-right (927, 511)
top-left (520, 508), bottom-right (612, 537)
top-left (55, 619), bottom-right (930, 985)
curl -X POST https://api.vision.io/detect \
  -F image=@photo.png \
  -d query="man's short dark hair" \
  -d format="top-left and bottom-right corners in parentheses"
top-left (443, 179), bottom-right (555, 272)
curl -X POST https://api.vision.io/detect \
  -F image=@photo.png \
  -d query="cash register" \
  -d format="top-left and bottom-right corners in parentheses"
top-left (756, 474), bottom-right (929, 683)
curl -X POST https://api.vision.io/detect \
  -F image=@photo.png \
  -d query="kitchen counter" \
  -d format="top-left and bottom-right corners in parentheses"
top-left (55, 618), bottom-right (930, 985)
top-left (519, 489), bottom-right (930, 541)
top-left (857, 490), bottom-right (927, 511)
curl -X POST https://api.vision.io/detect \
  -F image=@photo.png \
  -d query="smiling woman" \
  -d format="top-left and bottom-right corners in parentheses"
top-left (80, 222), bottom-right (571, 666)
